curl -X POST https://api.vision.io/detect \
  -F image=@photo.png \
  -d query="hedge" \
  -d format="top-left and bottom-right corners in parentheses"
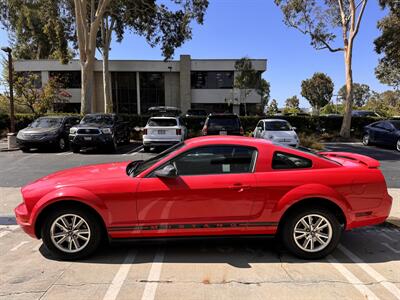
top-left (0, 113), bottom-right (383, 139)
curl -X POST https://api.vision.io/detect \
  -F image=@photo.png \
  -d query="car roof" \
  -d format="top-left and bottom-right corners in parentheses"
top-left (184, 136), bottom-right (272, 147)
top-left (207, 113), bottom-right (238, 117)
top-left (149, 116), bottom-right (179, 119)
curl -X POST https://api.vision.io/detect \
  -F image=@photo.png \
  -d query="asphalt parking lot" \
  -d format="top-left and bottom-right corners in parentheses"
top-left (0, 141), bottom-right (399, 300)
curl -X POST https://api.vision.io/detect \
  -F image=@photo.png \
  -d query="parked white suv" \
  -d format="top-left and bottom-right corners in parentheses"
top-left (253, 119), bottom-right (299, 147)
top-left (143, 116), bottom-right (187, 152)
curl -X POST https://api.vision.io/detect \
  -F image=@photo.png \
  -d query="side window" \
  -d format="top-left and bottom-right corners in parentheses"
top-left (382, 122), bottom-right (393, 130)
top-left (272, 152), bottom-right (312, 170)
top-left (171, 146), bottom-right (257, 176)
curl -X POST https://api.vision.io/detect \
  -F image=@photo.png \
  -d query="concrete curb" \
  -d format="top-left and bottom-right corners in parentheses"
top-left (0, 147), bottom-right (20, 152)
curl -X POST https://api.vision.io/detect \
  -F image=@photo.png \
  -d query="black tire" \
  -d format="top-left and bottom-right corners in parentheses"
top-left (396, 138), bottom-right (400, 152)
top-left (143, 145), bottom-right (151, 152)
top-left (362, 133), bottom-right (370, 146)
top-left (20, 147), bottom-right (30, 153)
top-left (108, 139), bottom-right (117, 153)
top-left (71, 145), bottom-right (80, 153)
top-left (281, 207), bottom-right (342, 259)
top-left (41, 207), bottom-right (102, 260)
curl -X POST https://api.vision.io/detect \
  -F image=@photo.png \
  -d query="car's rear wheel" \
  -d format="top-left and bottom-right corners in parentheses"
top-left (362, 133), bottom-right (370, 146)
top-left (281, 208), bottom-right (342, 259)
top-left (41, 207), bottom-right (102, 260)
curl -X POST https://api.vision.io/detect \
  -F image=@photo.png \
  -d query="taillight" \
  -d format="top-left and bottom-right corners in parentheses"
top-left (143, 128), bottom-right (147, 135)
top-left (240, 126), bottom-right (244, 135)
top-left (202, 126), bottom-right (207, 135)
top-left (176, 128), bottom-right (182, 135)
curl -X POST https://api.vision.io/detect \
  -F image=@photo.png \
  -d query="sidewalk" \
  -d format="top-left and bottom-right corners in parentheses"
top-left (1, 187), bottom-right (399, 227)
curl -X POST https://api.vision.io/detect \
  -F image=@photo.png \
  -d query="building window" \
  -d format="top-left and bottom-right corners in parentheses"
top-left (16, 71), bottom-right (42, 88)
top-left (49, 71), bottom-right (81, 88)
top-left (140, 72), bottom-right (165, 114)
top-left (191, 71), bottom-right (234, 89)
top-left (111, 72), bottom-right (138, 114)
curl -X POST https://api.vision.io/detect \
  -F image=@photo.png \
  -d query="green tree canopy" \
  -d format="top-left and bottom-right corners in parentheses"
top-left (301, 73), bottom-right (334, 115)
top-left (338, 83), bottom-right (371, 107)
top-left (284, 95), bottom-right (300, 115)
top-left (267, 99), bottom-right (279, 115)
top-left (374, 0), bottom-right (400, 89)
top-left (0, 0), bottom-right (73, 63)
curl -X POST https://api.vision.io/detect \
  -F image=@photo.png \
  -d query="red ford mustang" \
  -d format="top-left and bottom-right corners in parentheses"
top-left (15, 136), bottom-right (392, 260)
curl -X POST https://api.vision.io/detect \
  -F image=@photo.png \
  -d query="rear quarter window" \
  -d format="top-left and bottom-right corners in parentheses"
top-left (272, 151), bottom-right (312, 169)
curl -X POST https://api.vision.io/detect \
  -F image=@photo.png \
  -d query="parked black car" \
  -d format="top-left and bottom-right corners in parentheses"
top-left (363, 120), bottom-right (400, 151)
top-left (16, 116), bottom-right (80, 152)
top-left (69, 113), bottom-right (130, 153)
top-left (185, 109), bottom-right (207, 117)
top-left (202, 113), bottom-right (244, 136)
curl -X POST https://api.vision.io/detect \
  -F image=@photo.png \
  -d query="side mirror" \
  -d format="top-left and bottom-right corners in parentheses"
top-left (292, 127), bottom-right (297, 131)
top-left (154, 164), bottom-right (178, 178)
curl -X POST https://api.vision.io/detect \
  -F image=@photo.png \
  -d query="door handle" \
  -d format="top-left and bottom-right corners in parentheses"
top-left (228, 183), bottom-right (252, 191)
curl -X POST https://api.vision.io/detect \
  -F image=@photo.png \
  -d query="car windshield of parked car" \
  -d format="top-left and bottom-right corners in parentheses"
top-left (81, 115), bottom-right (113, 125)
top-left (30, 118), bottom-right (63, 128)
top-left (148, 118), bottom-right (177, 127)
top-left (389, 121), bottom-right (400, 130)
top-left (208, 117), bottom-right (239, 130)
top-left (129, 142), bottom-right (185, 176)
top-left (265, 121), bottom-right (291, 131)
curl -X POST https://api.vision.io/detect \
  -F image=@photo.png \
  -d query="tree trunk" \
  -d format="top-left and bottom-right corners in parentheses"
top-left (102, 49), bottom-right (112, 113)
top-left (80, 61), bottom-right (95, 114)
top-left (340, 48), bottom-right (354, 138)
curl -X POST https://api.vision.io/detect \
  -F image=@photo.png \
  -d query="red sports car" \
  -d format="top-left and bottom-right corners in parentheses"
top-left (15, 136), bottom-right (392, 260)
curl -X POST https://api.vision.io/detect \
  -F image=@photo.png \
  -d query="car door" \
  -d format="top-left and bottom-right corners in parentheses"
top-left (136, 145), bottom-right (261, 234)
top-left (370, 122), bottom-right (385, 144)
top-left (380, 122), bottom-right (396, 145)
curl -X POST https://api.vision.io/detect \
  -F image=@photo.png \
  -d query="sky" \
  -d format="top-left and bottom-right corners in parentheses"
top-left (0, 0), bottom-right (389, 108)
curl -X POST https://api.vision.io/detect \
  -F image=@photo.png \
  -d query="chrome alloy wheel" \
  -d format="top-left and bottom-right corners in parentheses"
top-left (50, 214), bottom-right (91, 253)
top-left (397, 139), bottom-right (400, 152)
top-left (293, 214), bottom-right (333, 253)
top-left (59, 138), bottom-right (66, 150)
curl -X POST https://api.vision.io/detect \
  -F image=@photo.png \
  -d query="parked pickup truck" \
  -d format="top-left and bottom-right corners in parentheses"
top-left (69, 113), bottom-right (130, 153)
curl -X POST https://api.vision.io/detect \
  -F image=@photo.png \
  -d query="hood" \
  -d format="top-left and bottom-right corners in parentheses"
top-left (20, 127), bottom-right (60, 134)
top-left (265, 130), bottom-right (298, 139)
top-left (22, 161), bottom-right (130, 198)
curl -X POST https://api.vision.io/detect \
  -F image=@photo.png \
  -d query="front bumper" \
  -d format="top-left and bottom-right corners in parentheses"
top-left (16, 136), bottom-right (58, 148)
top-left (69, 134), bottom-right (113, 147)
top-left (15, 202), bottom-right (36, 238)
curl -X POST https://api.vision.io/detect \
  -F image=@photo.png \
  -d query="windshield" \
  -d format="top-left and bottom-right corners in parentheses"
top-left (30, 118), bottom-right (63, 128)
top-left (81, 115), bottom-right (113, 125)
top-left (128, 142), bottom-right (185, 176)
top-left (208, 117), bottom-right (240, 130)
top-left (148, 118), bottom-right (177, 127)
top-left (265, 121), bottom-right (291, 131)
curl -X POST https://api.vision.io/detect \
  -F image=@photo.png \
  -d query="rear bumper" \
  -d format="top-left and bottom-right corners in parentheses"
top-left (14, 202), bottom-right (36, 238)
top-left (346, 193), bottom-right (393, 230)
top-left (143, 137), bottom-right (182, 147)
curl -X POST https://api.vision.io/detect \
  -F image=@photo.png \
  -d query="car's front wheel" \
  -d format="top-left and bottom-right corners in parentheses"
top-left (362, 133), bottom-right (370, 146)
top-left (396, 138), bottom-right (400, 152)
top-left (281, 208), bottom-right (342, 259)
top-left (41, 207), bottom-right (102, 260)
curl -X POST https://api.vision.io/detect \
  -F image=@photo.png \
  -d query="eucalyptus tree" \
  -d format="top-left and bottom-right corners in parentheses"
top-left (275, 0), bottom-right (368, 137)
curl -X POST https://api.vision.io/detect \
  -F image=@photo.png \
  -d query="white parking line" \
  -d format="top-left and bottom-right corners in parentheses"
top-left (327, 255), bottom-right (379, 300)
top-left (381, 232), bottom-right (397, 242)
top-left (141, 249), bottom-right (165, 300)
top-left (123, 145), bottom-right (143, 155)
top-left (103, 251), bottom-right (137, 300)
top-left (338, 244), bottom-right (400, 299)
top-left (10, 241), bottom-right (29, 251)
top-left (382, 243), bottom-right (400, 254)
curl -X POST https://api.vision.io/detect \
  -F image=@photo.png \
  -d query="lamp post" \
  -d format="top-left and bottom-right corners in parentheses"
top-left (1, 46), bottom-right (16, 149)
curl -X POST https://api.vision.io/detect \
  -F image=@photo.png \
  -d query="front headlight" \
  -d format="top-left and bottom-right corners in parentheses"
top-left (101, 128), bottom-right (112, 134)
top-left (17, 131), bottom-right (23, 138)
top-left (70, 127), bottom-right (77, 134)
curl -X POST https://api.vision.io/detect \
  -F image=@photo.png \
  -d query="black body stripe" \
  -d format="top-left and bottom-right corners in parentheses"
top-left (108, 222), bottom-right (278, 232)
